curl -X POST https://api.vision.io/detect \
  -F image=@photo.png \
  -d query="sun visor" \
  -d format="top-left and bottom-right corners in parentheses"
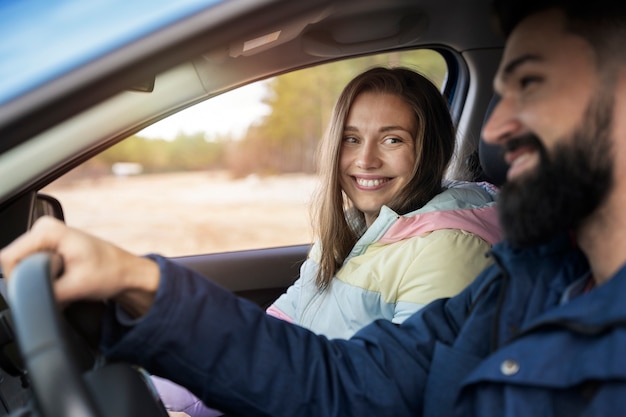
top-left (301, 9), bottom-right (428, 57)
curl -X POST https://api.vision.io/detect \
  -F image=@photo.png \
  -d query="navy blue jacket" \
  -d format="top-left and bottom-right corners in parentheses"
top-left (101, 234), bottom-right (626, 416)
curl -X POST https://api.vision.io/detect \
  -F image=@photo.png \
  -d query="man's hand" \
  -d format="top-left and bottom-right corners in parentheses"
top-left (0, 216), bottom-right (160, 317)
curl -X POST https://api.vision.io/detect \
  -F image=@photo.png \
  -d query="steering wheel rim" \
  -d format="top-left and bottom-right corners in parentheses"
top-left (7, 252), bottom-right (104, 417)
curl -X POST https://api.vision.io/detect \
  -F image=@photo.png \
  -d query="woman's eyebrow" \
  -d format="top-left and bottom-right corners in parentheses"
top-left (343, 125), bottom-right (413, 134)
top-left (379, 125), bottom-right (411, 133)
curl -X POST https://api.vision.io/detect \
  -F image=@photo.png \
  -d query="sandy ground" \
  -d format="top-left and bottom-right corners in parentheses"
top-left (43, 171), bottom-right (318, 257)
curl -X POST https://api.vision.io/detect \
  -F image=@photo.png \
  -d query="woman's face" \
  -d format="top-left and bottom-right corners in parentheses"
top-left (339, 92), bottom-right (417, 227)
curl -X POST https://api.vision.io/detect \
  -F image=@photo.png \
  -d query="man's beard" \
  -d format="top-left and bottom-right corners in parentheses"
top-left (498, 99), bottom-right (614, 248)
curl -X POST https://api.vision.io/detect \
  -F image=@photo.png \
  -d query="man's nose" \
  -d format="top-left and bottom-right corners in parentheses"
top-left (481, 97), bottom-right (523, 145)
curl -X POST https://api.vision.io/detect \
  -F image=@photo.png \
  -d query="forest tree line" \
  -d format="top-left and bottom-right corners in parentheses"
top-left (90, 50), bottom-right (446, 178)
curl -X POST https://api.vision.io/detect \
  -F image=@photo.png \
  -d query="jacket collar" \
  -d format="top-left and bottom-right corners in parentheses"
top-left (491, 233), bottom-right (626, 330)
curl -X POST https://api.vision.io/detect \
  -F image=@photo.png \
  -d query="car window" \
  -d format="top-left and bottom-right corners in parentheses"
top-left (42, 49), bottom-right (448, 257)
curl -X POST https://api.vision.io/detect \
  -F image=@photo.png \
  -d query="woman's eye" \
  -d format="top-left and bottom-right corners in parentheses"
top-left (384, 137), bottom-right (402, 144)
top-left (343, 136), bottom-right (358, 144)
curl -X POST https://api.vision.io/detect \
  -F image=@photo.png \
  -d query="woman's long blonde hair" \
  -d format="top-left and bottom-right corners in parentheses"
top-left (313, 67), bottom-right (456, 290)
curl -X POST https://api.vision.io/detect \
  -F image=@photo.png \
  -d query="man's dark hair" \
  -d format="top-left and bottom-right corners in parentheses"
top-left (493, 0), bottom-right (626, 38)
top-left (492, 1), bottom-right (626, 72)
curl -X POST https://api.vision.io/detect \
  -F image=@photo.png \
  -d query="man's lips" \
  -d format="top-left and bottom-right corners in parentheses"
top-left (504, 146), bottom-right (532, 165)
top-left (505, 147), bottom-right (539, 180)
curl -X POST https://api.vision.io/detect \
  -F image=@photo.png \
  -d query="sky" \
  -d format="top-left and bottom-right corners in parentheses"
top-left (139, 80), bottom-right (270, 140)
top-left (1, 0), bottom-right (222, 105)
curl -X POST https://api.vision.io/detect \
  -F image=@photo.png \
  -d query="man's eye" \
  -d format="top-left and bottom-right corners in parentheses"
top-left (519, 75), bottom-right (542, 90)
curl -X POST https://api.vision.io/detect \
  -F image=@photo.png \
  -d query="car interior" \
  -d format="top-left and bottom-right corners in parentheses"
top-left (0, 0), bottom-right (507, 415)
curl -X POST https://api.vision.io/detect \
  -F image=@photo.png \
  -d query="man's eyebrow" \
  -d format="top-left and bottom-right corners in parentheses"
top-left (501, 53), bottom-right (543, 80)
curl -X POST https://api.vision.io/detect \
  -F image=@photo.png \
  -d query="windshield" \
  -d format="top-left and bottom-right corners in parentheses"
top-left (0, 0), bottom-right (223, 106)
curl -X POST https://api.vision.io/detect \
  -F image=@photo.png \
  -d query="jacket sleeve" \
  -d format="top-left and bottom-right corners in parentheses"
top-left (393, 229), bottom-right (492, 323)
top-left (266, 242), bottom-right (320, 322)
top-left (265, 260), bottom-right (309, 322)
top-left (100, 255), bottom-right (477, 417)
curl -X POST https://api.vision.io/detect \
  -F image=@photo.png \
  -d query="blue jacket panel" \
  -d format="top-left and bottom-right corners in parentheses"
top-left (101, 233), bottom-right (626, 417)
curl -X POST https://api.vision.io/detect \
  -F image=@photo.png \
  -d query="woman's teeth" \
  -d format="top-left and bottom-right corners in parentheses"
top-left (356, 178), bottom-right (389, 188)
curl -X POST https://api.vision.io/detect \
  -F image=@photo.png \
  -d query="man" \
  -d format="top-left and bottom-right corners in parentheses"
top-left (2, 1), bottom-right (626, 416)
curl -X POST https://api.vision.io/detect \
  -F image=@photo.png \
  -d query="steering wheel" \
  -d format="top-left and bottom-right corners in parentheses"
top-left (7, 252), bottom-right (169, 417)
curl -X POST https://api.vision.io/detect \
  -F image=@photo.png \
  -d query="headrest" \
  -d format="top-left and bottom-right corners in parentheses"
top-left (478, 96), bottom-right (509, 187)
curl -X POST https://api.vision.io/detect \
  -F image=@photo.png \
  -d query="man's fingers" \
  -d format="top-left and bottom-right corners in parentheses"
top-left (0, 216), bottom-right (66, 279)
top-left (0, 215), bottom-right (159, 314)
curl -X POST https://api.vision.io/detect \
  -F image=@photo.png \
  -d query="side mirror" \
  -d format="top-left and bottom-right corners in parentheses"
top-left (31, 193), bottom-right (64, 223)
top-left (0, 192), bottom-right (65, 253)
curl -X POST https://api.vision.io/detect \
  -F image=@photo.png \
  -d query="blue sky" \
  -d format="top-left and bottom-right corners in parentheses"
top-left (0, 0), bottom-right (221, 105)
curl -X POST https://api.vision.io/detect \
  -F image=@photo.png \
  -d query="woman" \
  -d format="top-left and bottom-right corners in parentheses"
top-left (154, 67), bottom-right (501, 416)
top-left (266, 67), bottom-right (500, 337)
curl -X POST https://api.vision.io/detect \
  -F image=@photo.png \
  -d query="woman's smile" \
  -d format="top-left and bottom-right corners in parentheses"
top-left (354, 176), bottom-right (392, 190)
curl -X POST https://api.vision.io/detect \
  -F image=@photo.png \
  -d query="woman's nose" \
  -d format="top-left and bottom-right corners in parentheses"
top-left (356, 142), bottom-right (382, 169)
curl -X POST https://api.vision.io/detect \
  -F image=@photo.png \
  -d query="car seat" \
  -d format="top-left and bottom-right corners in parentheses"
top-left (478, 96), bottom-right (509, 187)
